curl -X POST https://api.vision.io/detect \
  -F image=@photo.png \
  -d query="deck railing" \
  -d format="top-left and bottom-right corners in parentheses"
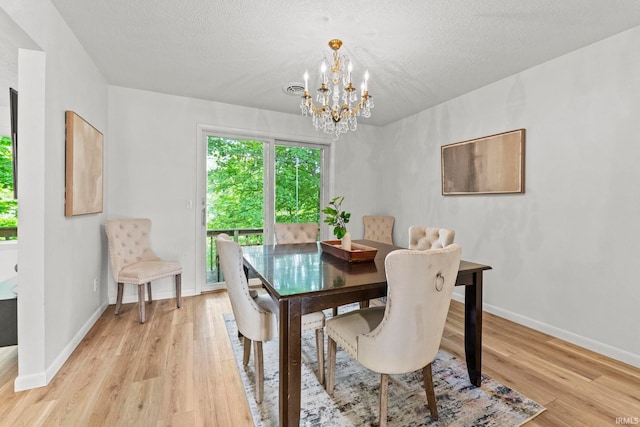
top-left (0, 227), bottom-right (17, 240)
top-left (207, 228), bottom-right (264, 282)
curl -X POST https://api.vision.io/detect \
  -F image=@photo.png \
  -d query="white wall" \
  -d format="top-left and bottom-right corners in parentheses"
top-left (0, 7), bottom-right (36, 135)
top-left (107, 86), bottom-right (380, 302)
top-left (379, 26), bottom-right (640, 366)
top-left (330, 125), bottom-right (386, 240)
top-left (1, 0), bottom-right (109, 390)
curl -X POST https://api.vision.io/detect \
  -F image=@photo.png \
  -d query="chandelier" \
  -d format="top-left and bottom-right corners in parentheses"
top-left (300, 39), bottom-right (374, 140)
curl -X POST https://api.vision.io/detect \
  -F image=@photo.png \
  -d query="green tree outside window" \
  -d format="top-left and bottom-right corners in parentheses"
top-left (0, 136), bottom-right (18, 235)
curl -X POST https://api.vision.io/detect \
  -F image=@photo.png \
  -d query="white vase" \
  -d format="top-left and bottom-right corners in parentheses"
top-left (341, 231), bottom-right (352, 250)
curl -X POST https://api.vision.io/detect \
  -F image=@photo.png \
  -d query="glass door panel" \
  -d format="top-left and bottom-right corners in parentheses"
top-left (274, 145), bottom-right (321, 225)
top-left (206, 137), bottom-right (264, 287)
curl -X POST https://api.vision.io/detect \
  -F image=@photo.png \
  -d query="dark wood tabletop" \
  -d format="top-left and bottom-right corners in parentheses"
top-left (242, 239), bottom-right (491, 427)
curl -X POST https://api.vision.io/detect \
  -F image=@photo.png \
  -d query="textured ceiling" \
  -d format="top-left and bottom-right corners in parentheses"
top-left (50, 0), bottom-right (640, 126)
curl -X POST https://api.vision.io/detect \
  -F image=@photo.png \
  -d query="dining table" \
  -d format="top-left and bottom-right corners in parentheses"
top-left (242, 239), bottom-right (492, 427)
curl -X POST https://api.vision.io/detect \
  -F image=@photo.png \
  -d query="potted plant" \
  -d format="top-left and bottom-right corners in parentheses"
top-left (322, 196), bottom-right (351, 249)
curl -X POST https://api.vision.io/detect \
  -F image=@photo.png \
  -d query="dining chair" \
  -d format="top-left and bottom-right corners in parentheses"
top-left (408, 226), bottom-right (455, 250)
top-left (274, 222), bottom-right (318, 244)
top-left (363, 215), bottom-right (395, 245)
top-left (326, 244), bottom-right (462, 426)
top-left (216, 234), bottom-right (326, 403)
top-left (104, 218), bottom-right (182, 324)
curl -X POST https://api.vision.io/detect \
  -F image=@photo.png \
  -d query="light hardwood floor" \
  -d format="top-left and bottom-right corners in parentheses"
top-left (0, 292), bottom-right (637, 426)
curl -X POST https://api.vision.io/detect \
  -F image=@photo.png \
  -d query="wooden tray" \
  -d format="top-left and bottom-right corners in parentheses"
top-left (320, 240), bottom-right (378, 263)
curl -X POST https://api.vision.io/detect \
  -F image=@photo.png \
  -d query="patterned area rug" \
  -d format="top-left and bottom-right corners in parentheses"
top-left (224, 311), bottom-right (545, 426)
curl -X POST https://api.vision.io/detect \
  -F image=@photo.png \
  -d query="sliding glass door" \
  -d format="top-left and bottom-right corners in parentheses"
top-left (201, 134), bottom-right (327, 290)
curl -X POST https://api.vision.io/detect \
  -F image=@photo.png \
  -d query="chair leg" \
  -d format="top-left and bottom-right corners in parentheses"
top-left (332, 307), bottom-right (338, 317)
top-left (326, 337), bottom-right (337, 394)
top-left (423, 363), bottom-right (438, 420)
top-left (147, 282), bottom-right (152, 302)
top-left (379, 373), bottom-right (389, 427)
top-left (243, 336), bottom-right (251, 366)
top-left (315, 328), bottom-right (325, 385)
top-left (254, 340), bottom-right (264, 404)
top-left (114, 282), bottom-right (124, 315)
top-left (175, 273), bottom-right (182, 308)
top-left (138, 284), bottom-right (146, 323)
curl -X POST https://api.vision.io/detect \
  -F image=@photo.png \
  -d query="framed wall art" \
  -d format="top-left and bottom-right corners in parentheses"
top-left (65, 111), bottom-right (104, 216)
top-left (441, 129), bottom-right (525, 195)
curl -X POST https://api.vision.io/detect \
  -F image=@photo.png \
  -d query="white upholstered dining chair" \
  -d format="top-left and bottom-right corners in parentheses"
top-left (274, 222), bottom-right (318, 244)
top-left (326, 244), bottom-right (462, 426)
top-left (104, 218), bottom-right (182, 324)
top-left (216, 234), bottom-right (326, 403)
top-left (408, 226), bottom-right (455, 250)
top-left (363, 215), bottom-right (395, 245)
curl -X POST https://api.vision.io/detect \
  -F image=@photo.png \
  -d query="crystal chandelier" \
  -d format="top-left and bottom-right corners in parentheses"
top-left (300, 39), bottom-right (374, 140)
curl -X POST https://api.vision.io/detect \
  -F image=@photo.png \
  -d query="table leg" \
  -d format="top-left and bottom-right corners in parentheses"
top-left (279, 299), bottom-right (302, 427)
top-left (464, 272), bottom-right (483, 386)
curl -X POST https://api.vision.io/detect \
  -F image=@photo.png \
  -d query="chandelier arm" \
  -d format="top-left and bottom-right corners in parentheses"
top-left (305, 99), bottom-right (329, 116)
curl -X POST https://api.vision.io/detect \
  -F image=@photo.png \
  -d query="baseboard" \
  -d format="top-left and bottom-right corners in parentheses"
top-left (451, 293), bottom-right (640, 368)
top-left (44, 301), bottom-right (109, 384)
top-left (14, 301), bottom-right (109, 392)
top-left (14, 371), bottom-right (47, 392)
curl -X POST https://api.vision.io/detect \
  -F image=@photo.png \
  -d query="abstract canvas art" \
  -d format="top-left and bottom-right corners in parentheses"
top-left (441, 129), bottom-right (525, 195)
top-left (65, 111), bottom-right (104, 216)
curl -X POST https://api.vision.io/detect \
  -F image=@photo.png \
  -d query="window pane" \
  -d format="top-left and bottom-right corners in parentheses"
top-left (275, 145), bottom-right (321, 224)
top-left (208, 137), bottom-right (264, 232)
top-left (0, 135), bottom-right (17, 240)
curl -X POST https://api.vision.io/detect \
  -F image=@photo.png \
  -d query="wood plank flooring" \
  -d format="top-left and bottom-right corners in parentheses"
top-left (0, 292), bottom-right (637, 426)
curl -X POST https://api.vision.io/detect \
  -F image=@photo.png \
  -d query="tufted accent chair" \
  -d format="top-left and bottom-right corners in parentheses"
top-left (216, 234), bottom-right (325, 402)
top-left (104, 218), bottom-right (182, 324)
top-left (326, 244), bottom-right (462, 425)
top-left (274, 222), bottom-right (318, 244)
top-left (363, 215), bottom-right (395, 245)
top-left (408, 226), bottom-right (455, 250)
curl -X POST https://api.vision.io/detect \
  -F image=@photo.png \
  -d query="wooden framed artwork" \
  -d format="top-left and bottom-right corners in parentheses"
top-left (65, 111), bottom-right (104, 216)
top-left (441, 129), bottom-right (525, 195)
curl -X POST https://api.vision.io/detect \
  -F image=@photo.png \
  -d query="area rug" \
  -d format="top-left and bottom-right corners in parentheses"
top-left (224, 311), bottom-right (545, 426)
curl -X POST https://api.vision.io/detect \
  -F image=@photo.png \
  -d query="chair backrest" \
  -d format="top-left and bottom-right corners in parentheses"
top-left (363, 215), bottom-right (395, 245)
top-left (408, 226), bottom-right (455, 250)
top-left (104, 218), bottom-right (160, 275)
top-left (274, 222), bottom-right (318, 244)
top-left (357, 244), bottom-right (462, 374)
top-left (215, 234), bottom-right (277, 341)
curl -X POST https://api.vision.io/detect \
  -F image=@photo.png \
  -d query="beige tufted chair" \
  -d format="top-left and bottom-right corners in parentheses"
top-left (326, 244), bottom-right (462, 426)
top-left (274, 222), bottom-right (318, 244)
top-left (216, 234), bottom-right (326, 403)
top-left (274, 222), bottom-right (329, 319)
top-left (408, 226), bottom-right (455, 250)
top-left (363, 215), bottom-right (395, 245)
top-left (104, 218), bottom-right (182, 324)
